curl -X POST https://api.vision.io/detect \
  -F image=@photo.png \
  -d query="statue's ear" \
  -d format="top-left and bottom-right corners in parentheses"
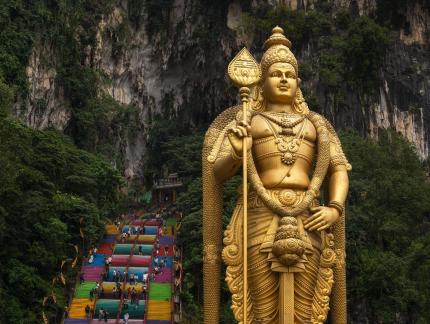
top-left (297, 78), bottom-right (302, 86)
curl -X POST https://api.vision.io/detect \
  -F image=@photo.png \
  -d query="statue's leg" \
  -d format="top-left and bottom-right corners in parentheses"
top-left (294, 250), bottom-right (320, 323)
top-left (248, 244), bottom-right (279, 323)
top-left (247, 209), bottom-right (279, 323)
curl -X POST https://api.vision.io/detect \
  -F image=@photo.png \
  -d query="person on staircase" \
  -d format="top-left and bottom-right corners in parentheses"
top-left (123, 312), bottom-right (130, 324)
top-left (143, 271), bottom-right (148, 285)
top-left (85, 304), bottom-right (91, 320)
top-left (142, 285), bottom-right (147, 300)
top-left (103, 309), bottom-right (109, 322)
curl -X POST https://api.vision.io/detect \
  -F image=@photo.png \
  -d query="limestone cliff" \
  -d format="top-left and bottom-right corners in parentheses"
top-left (23, 43), bottom-right (70, 130)
top-left (21, 0), bottom-right (430, 177)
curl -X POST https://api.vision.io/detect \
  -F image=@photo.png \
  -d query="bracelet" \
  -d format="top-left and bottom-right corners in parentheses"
top-left (328, 201), bottom-right (344, 215)
top-left (230, 149), bottom-right (242, 161)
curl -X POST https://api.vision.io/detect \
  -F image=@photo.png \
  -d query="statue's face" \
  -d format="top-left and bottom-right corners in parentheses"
top-left (263, 62), bottom-right (298, 105)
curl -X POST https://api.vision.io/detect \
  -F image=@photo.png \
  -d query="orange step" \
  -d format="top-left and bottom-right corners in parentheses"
top-left (69, 298), bottom-right (92, 318)
top-left (147, 300), bottom-right (171, 321)
top-left (105, 224), bottom-right (119, 235)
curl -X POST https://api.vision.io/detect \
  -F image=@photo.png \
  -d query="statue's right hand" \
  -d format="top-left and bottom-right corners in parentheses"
top-left (227, 121), bottom-right (252, 158)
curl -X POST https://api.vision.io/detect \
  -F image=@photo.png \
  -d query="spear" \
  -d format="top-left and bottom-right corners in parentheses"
top-left (227, 48), bottom-right (261, 323)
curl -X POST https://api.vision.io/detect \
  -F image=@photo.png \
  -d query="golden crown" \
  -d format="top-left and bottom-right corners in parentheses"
top-left (260, 26), bottom-right (298, 77)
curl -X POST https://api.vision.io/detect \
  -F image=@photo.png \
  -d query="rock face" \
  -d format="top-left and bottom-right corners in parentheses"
top-left (18, 0), bottom-right (430, 177)
top-left (24, 43), bottom-right (70, 130)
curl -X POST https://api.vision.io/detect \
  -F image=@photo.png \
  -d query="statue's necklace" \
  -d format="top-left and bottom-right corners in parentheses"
top-left (260, 112), bottom-right (305, 136)
top-left (260, 112), bottom-right (307, 165)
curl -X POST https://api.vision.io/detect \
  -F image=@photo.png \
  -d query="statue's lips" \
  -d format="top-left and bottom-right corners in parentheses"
top-left (278, 86), bottom-right (289, 91)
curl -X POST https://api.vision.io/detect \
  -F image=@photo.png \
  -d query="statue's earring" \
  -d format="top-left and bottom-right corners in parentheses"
top-left (252, 87), bottom-right (265, 112)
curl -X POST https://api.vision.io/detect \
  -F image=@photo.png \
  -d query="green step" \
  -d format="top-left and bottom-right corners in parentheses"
top-left (94, 299), bottom-right (120, 319)
top-left (149, 283), bottom-right (171, 301)
top-left (166, 218), bottom-right (177, 226)
top-left (120, 300), bottom-right (146, 318)
top-left (75, 282), bottom-right (97, 299)
top-left (113, 244), bottom-right (153, 255)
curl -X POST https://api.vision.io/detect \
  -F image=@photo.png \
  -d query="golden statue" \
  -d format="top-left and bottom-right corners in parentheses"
top-left (202, 26), bottom-right (351, 324)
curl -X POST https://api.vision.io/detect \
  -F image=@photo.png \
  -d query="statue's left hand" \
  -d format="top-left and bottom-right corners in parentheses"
top-left (304, 206), bottom-right (340, 231)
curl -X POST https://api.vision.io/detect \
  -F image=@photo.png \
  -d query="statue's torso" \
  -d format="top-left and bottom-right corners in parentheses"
top-left (251, 114), bottom-right (316, 190)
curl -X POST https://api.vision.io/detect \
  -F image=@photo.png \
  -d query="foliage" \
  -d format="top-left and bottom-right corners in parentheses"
top-left (0, 1), bottom-right (35, 95)
top-left (241, 6), bottom-right (329, 49)
top-left (342, 129), bottom-right (430, 323)
top-left (0, 78), bottom-right (14, 117)
top-left (143, 0), bottom-right (175, 39)
top-left (344, 16), bottom-right (391, 92)
top-left (376, 0), bottom-right (419, 28)
top-left (0, 118), bottom-right (121, 322)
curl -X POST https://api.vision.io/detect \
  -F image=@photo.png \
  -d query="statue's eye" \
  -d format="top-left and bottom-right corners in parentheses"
top-left (271, 71), bottom-right (281, 77)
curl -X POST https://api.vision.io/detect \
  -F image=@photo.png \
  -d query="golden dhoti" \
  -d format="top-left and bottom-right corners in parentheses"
top-left (224, 190), bottom-right (322, 323)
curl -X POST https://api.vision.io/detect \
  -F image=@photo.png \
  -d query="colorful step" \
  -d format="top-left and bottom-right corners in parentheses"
top-left (65, 319), bottom-right (88, 324)
top-left (158, 236), bottom-right (175, 245)
top-left (120, 300), bottom-right (145, 318)
top-left (82, 265), bottom-right (104, 281)
top-left (85, 253), bottom-right (106, 266)
top-left (111, 254), bottom-right (151, 267)
top-left (155, 245), bottom-right (174, 257)
top-left (107, 266), bottom-right (149, 282)
top-left (68, 298), bottom-right (92, 318)
top-left (94, 299), bottom-right (120, 319)
top-left (101, 235), bottom-right (116, 243)
top-left (154, 268), bottom-right (172, 283)
top-left (101, 282), bottom-right (147, 294)
top-left (161, 226), bottom-right (174, 236)
top-left (90, 321), bottom-right (144, 324)
top-left (149, 283), bottom-right (171, 301)
top-left (110, 254), bottom-right (128, 266)
top-left (75, 282), bottom-right (97, 299)
top-left (129, 255), bottom-right (151, 267)
top-left (165, 218), bottom-right (177, 227)
top-left (153, 256), bottom-right (173, 268)
top-left (143, 219), bottom-right (159, 225)
top-left (131, 220), bottom-right (146, 226)
top-left (147, 300), bottom-right (171, 321)
top-left (123, 225), bottom-right (158, 235)
top-left (114, 244), bottom-right (153, 255)
top-left (97, 243), bottom-right (113, 255)
top-left (122, 235), bottom-right (156, 244)
top-left (105, 224), bottom-right (119, 235)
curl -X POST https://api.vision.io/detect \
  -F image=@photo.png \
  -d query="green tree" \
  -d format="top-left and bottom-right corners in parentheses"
top-left (0, 118), bottom-right (121, 322)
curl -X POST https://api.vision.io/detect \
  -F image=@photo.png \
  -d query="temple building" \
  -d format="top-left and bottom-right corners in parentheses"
top-left (153, 173), bottom-right (183, 205)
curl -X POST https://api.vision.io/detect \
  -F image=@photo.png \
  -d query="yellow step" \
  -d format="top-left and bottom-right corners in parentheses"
top-left (69, 298), bottom-right (92, 318)
top-left (147, 300), bottom-right (171, 321)
top-left (105, 224), bottom-right (119, 235)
